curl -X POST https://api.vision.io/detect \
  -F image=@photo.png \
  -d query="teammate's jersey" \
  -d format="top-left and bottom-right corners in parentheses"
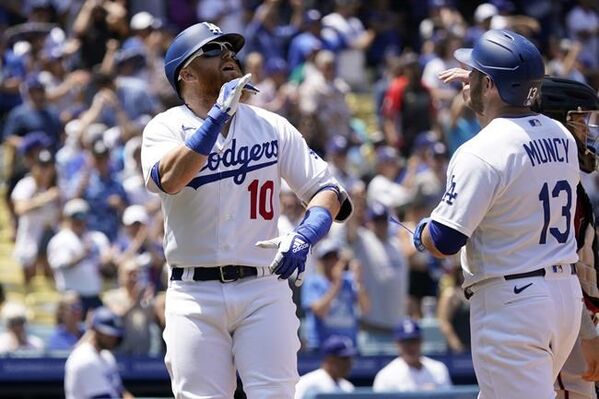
top-left (141, 104), bottom-right (348, 267)
top-left (431, 114), bottom-right (580, 287)
top-left (64, 341), bottom-right (123, 399)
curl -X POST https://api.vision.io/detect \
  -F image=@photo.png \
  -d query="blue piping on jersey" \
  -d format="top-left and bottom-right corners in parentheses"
top-left (186, 160), bottom-right (278, 189)
top-left (429, 219), bottom-right (468, 255)
top-left (151, 162), bottom-right (166, 192)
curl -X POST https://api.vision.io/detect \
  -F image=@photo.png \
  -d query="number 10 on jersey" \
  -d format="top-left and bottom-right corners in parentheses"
top-left (248, 179), bottom-right (274, 220)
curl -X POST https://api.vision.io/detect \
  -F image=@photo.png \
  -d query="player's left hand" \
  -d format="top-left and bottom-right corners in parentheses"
top-left (255, 232), bottom-right (311, 287)
top-left (581, 336), bottom-right (599, 381)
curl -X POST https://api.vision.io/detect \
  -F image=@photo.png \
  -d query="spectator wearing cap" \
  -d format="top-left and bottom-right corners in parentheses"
top-left (362, 0), bottom-right (403, 67)
top-left (47, 291), bottom-right (85, 351)
top-left (301, 239), bottom-right (370, 351)
top-left (287, 8), bottom-right (337, 74)
top-left (113, 204), bottom-right (165, 291)
top-left (466, 3), bottom-right (498, 45)
top-left (326, 135), bottom-right (360, 193)
top-left (299, 50), bottom-right (353, 154)
top-left (366, 145), bottom-right (416, 210)
top-left (294, 335), bottom-right (357, 399)
top-left (72, 139), bottom-right (128, 242)
top-left (373, 318), bottom-right (452, 392)
top-left (345, 202), bottom-right (409, 350)
top-left (412, 135), bottom-right (449, 204)
top-left (11, 148), bottom-right (60, 286)
top-left (64, 307), bottom-right (134, 399)
top-left (103, 259), bottom-right (158, 355)
top-left (0, 302), bottom-right (44, 354)
top-left (382, 52), bottom-right (436, 156)
top-left (47, 199), bottom-right (113, 318)
top-left (566, 0), bottom-right (599, 71)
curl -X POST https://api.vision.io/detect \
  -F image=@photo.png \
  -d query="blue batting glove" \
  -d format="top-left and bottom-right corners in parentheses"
top-left (413, 217), bottom-right (430, 252)
top-left (255, 232), bottom-right (311, 287)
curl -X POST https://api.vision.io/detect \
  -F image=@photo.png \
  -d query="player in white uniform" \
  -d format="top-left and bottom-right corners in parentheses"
top-left (412, 30), bottom-right (583, 398)
top-left (141, 22), bottom-right (352, 399)
top-left (64, 307), bottom-right (133, 399)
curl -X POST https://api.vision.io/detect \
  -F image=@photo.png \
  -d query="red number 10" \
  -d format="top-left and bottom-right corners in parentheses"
top-left (248, 179), bottom-right (274, 220)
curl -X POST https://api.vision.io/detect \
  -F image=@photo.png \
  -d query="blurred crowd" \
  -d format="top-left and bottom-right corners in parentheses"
top-left (0, 0), bottom-right (598, 375)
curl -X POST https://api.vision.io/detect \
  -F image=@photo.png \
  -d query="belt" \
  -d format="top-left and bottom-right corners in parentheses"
top-left (465, 264), bottom-right (576, 300)
top-left (170, 266), bottom-right (258, 283)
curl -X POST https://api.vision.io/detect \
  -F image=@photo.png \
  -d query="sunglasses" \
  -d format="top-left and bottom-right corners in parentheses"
top-left (178, 42), bottom-right (235, 80)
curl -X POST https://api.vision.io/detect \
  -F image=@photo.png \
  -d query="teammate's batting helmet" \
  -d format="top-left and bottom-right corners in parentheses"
top-left (164, 22), bottom-right (245, 96)
top-left (532, 76), bottom-right (599, 173)
top-left (454, 29), bottom-right (544, 107)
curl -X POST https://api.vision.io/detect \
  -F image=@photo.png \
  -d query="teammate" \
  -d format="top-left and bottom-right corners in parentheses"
top-left (140, 22), bottom-right (352, 398)
top-left (412, 29), bottom-right (583, 398)
top-left (531, 76), bottom-right (599, 399)
top-left (64, 307), bottom-right (133, 399)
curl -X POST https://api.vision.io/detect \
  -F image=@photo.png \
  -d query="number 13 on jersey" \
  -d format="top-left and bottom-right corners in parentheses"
top-left (538, 180), bottom-right (572, 244)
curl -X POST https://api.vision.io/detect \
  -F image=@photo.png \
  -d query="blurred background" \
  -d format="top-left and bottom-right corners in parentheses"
top-left (0, 0), bottom-right (597, 398)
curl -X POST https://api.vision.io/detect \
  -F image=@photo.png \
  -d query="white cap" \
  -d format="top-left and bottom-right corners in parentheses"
top-left (122, 205), bottom-right (149, 226)
top-left (130, 11), bottom-right (155, 30)
top-left (474, 3), bottom-right (498, 24)
top-left (1, 302), bottom-right (28, 322)
top-left (63, 198), bottom-right (90, 218)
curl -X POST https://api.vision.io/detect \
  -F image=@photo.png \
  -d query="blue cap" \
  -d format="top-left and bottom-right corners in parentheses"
top-left (322, 335), bottom-right (358, 357)
top-left (265, 57), bottom-right (288, 75)
top-left (326, 135), bottom-right (349, 154)
top-left (376, 146), bottom-right (400, 163)
top-left (19, 131), bottom-right (51, 154)
top-left (24, 74), bottom-right (44, 90)
top-left (367, 202), bottom-right (389, 220)
top-left (394, 319), bottom-right (422, 341)
top-left (91, 307), bottom-right (124, 337)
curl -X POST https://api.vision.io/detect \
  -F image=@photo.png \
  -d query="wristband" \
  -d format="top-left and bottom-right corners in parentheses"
top-left (184, 107), bottom-right (230, 155)
top-left (295, 206), bottom-right (333, 245)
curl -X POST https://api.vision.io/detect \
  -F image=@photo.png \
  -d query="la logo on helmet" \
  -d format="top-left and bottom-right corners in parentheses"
top-left (203, 22), bottom-right (222, 35)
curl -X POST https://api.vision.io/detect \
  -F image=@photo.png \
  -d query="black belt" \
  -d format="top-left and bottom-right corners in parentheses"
top-left (465, 264), bottom-right (576, 300)
top-left (170, 266), bottom-right (258, 283)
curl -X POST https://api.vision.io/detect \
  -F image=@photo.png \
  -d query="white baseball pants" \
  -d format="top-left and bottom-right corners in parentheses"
top-left (164, 273), bottom-right (300, 399)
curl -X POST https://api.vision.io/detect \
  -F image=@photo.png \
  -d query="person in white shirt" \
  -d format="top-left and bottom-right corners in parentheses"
top-left (65, 307), bottom-right (134, 399)
top-left (373, 318), bottom-right (452, 392)
top-left (0, 302), bottom-right (44, 355)
top-left (47, 199), bottom-right (113, 318)
top-left (295, 335), bottom-right (356, 399)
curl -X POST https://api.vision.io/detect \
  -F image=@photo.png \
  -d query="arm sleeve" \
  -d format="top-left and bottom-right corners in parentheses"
top-left (277, 117), bottom-right (353, 221)
top-left (431, 150), bottom-right (501, 237)
top-left (141, 117), bottom-right (184, 194)
top-left (428, 220), bottom-right (468, 255)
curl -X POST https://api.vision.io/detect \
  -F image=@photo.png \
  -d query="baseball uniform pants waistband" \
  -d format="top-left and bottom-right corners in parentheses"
top-left (464, 264), bottom-right (576, 300)
top-left (170, 265), bottom-right (259, 283)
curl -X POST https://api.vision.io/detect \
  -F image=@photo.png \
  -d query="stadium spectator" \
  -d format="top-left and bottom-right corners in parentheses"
top-left (11, 147), bottom-right (59, 286)
top-left (294, 335), bottom-right (357, 398)
top-left (347, 202), bottom-right (409, 351)
top-left (566, 0), bottom-right (599, 71)
top-left (47, 291), bottom-right (85, 351)
top-left (373, 318), bottom-right (452, 392)
top-left (47, 199), bottom-right (113, 318)
top-left (437, 262), bottom-right (470, 353)
top-left (64, 307), bottom-right (134, 399)
top-left (366, 146), bottom-right (416, 210)
top-left (302, 239), bottom-right (370, 351)
top-left (103, 259), bottom-right (156, 355)
top-left (325, 135), bottom-right (360, 192)
top-left (0, 302), bottom-right (44, 354)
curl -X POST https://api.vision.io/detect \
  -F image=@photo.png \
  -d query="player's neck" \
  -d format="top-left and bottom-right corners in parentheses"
top-left (482, 104), bottom-right (535, 127)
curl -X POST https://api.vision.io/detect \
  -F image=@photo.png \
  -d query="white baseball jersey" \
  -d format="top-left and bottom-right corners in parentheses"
top-left (64, 341), bottom-right (123, 399)
top-left (372, 356), bottom-right (452, 392)
top-left (141, 103), bottom-right (349, 268)
top-left (431, 114), bottom-right (580, 287)
top-left (294, 368), bottom-right (354, 399)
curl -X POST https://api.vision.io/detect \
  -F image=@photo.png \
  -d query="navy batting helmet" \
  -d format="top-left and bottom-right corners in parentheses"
top-left (164, 22), bottom-right (245, 96)
top-left (91, 307), bottom-right (124, 338)
top-left (454, 29), bottom-right (544, 107)
top-left (532, 76), bottom-right (599, 173)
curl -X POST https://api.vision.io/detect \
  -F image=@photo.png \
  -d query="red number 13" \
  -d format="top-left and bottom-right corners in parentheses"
top-left (248, 179), bottom-right (274, 220)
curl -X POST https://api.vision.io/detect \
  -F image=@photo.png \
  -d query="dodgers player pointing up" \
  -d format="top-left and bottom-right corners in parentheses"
top-left (413, 30), bottom-right (583, 398)
top-left (141, 22), bottom-right (352, 399)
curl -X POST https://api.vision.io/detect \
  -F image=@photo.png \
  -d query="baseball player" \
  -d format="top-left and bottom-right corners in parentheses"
top-left (64, 307), bottom-right (133, 399)
top-left (412, 29), bottom-right (583, 398)
top-left (531, 76), bottom-right (599, 399)
top-left (140, 22), bottom-right (352, 399)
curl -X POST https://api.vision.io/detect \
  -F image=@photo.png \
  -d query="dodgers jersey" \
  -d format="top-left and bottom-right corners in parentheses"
top-left (141, 104), bottom-right (348, 267)
top-left (431, 114), bottom-right (580, 287)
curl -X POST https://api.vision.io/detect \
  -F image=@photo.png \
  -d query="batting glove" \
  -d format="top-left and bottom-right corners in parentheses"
top-left (413, 217), bottom-right (430, 252)
top-left (255, 232), bottom-right (311, 287)
top-left (213, 73), bottom-right (259, 117)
